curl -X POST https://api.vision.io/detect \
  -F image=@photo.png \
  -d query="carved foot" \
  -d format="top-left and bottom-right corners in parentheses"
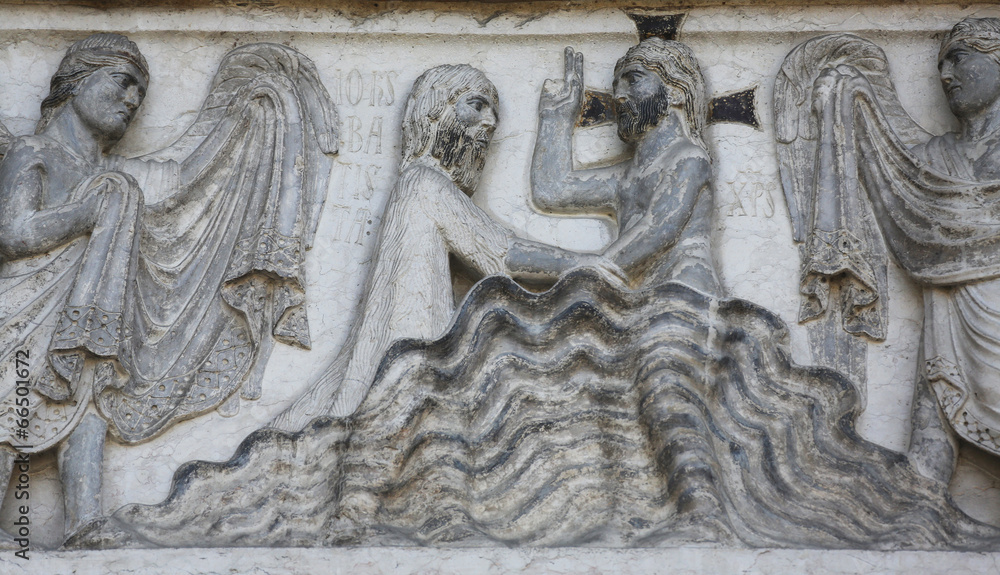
top-left (909, 430), bottom-right (958, 484)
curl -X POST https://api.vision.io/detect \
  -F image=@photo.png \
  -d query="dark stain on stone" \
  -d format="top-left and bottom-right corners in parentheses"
top-left (708, 87), bottom-right (760, 130)
top-left (626, 12), bottom-right (685, 41)
top-left (578, 89), bottom-right (616, 128)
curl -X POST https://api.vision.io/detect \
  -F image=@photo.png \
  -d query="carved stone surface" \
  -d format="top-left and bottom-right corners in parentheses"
top-left (12, 547), bottom-right (1000, 575)
top-left (273, 63), bottom-right (620, 429)
top-left (2, 2), bottom-right (1000, 570)
top-left (49, 29), bottom-right (1000, 553)
top-left (0, 32), bottom-right (337, 544)
top-left (89, 270), bottom-right (998, 549)
top-left (532, 40), bottom-right (720, 295)
top-left (774, 17), bottom-right (1000, 486)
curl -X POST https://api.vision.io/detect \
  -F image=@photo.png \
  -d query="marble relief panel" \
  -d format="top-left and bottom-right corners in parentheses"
top-left (0, 1), bottom-right (998, 556)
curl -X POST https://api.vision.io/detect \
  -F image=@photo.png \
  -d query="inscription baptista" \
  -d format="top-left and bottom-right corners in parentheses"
top-left (329, 68), bottom-right (399, 246)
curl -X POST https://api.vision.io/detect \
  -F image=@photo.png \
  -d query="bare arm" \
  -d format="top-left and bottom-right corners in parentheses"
top-left (602, 149), bottom-right (712, 278)
top-left (531, 47), bottom-right (622, 215)
top-left (0, 150), bottom-right (102, 259)
top-left (428, 166), bottom-right (624, 283)
top-left (505, 237), bottom-right (624, 283)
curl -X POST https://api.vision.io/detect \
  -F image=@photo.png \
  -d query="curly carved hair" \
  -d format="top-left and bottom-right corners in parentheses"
top-left (400, 64), bottom-right (499, 165)
top-left (615, 38), bottom-right (707, 149)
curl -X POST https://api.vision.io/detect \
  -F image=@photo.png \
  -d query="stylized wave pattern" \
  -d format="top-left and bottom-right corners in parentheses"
top-left (100, 269), bottom-right (1000, 549)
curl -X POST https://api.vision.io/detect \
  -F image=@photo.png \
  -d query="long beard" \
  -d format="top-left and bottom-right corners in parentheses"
top-left (616, 87), bottom-right (671, 144)
top-left (431, 118), bottom-right (492, 194)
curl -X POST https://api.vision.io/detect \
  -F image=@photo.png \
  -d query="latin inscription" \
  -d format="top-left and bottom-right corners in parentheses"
top-left (727, 176), bottom-right (775, 218)
top-left (330, 69), bottom-right (398, 108)
top-left (331, 67), bottom-right (402, 244)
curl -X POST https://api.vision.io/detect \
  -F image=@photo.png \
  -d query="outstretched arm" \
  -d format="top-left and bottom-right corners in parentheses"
top-left (531, 47), bottom-right (622, 215)
top-left (506, 237), bottom-right (624, 283)
top-left (602, 149), bottom-right (711, 278)
top-left (432, 168), bottom-right (624, 283)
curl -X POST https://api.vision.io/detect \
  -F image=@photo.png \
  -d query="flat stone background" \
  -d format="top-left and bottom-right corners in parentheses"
top-left (0, 0), bottom-right (999, 559)
top-left (6, 547), bottom-right (1000, 574)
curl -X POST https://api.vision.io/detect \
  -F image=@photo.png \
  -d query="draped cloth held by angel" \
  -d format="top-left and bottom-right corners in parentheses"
top-left (774, 30), bottom-right (1000, 456)
top-left (0, 42), bottom-right (337, 450)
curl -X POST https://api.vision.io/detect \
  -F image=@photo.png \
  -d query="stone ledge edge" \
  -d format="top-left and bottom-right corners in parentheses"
top-left (2, 547), bottom-right (999, 574)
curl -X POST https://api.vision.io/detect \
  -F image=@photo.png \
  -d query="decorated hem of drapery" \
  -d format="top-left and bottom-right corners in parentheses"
top-left (926, 355), bottom-right (1000, 455)
top-left (799, 228), bottom-right (883, 339)
top-left (783, 39), bottom-right (1000, 341)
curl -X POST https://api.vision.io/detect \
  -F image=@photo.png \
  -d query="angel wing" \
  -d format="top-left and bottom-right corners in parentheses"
top-left (774, 33), bottom-right (931, 243)
top-left (94, 43), bottom-right (340, 442)
top-left (142, 43), bottom-right (338, 249)
top-left (773, 33), bottom-right (936, 341)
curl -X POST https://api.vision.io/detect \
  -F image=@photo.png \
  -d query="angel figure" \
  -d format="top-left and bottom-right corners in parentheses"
top-left (0, 33), bottom-right (336, 542)
top-left (775, 17), bottom-right (1000, 484)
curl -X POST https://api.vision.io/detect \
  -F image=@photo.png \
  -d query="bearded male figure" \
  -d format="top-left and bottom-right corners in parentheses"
top-left (274, 64), bottom-right (621, 430)
top-left (0, 34), bottom-right (335, 541)
top-left (531, 38), bottom-right (720, 296)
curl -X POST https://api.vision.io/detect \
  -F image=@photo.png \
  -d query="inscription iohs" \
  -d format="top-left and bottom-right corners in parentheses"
top-left (329, 68), bottom-right (399, 244)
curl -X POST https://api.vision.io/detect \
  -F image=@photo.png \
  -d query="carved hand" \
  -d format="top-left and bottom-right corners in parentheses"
top-left (80, 187), bottom-right (109, 230)
top-left (539, 46), bottom-right (584, 117)
top-left (813, 65), bottom-right (864, 98)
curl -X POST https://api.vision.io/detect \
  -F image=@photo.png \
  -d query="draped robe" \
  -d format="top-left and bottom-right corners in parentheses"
top-left (271, 164), bottom-right (511, 430)
top-left (775, 33), bottom-right (1000, 455)
top-left (0, 43), bottom-right (336, 450)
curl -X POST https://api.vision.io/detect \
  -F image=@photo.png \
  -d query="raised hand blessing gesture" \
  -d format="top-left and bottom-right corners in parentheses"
top-left (539, 46), bottom-right (584, 117)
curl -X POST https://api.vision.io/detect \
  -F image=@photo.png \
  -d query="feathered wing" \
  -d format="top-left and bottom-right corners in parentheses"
top-left (144, 43), bottom-right (338, 248)
top-left (774, 33), bottom-right (930, 243)
top-left (773, 34), bottom-right (932, 340)
top-left (93, 43), bottom-right (339, 442)
top-left (772, 34), bottom-right (1000, 460)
